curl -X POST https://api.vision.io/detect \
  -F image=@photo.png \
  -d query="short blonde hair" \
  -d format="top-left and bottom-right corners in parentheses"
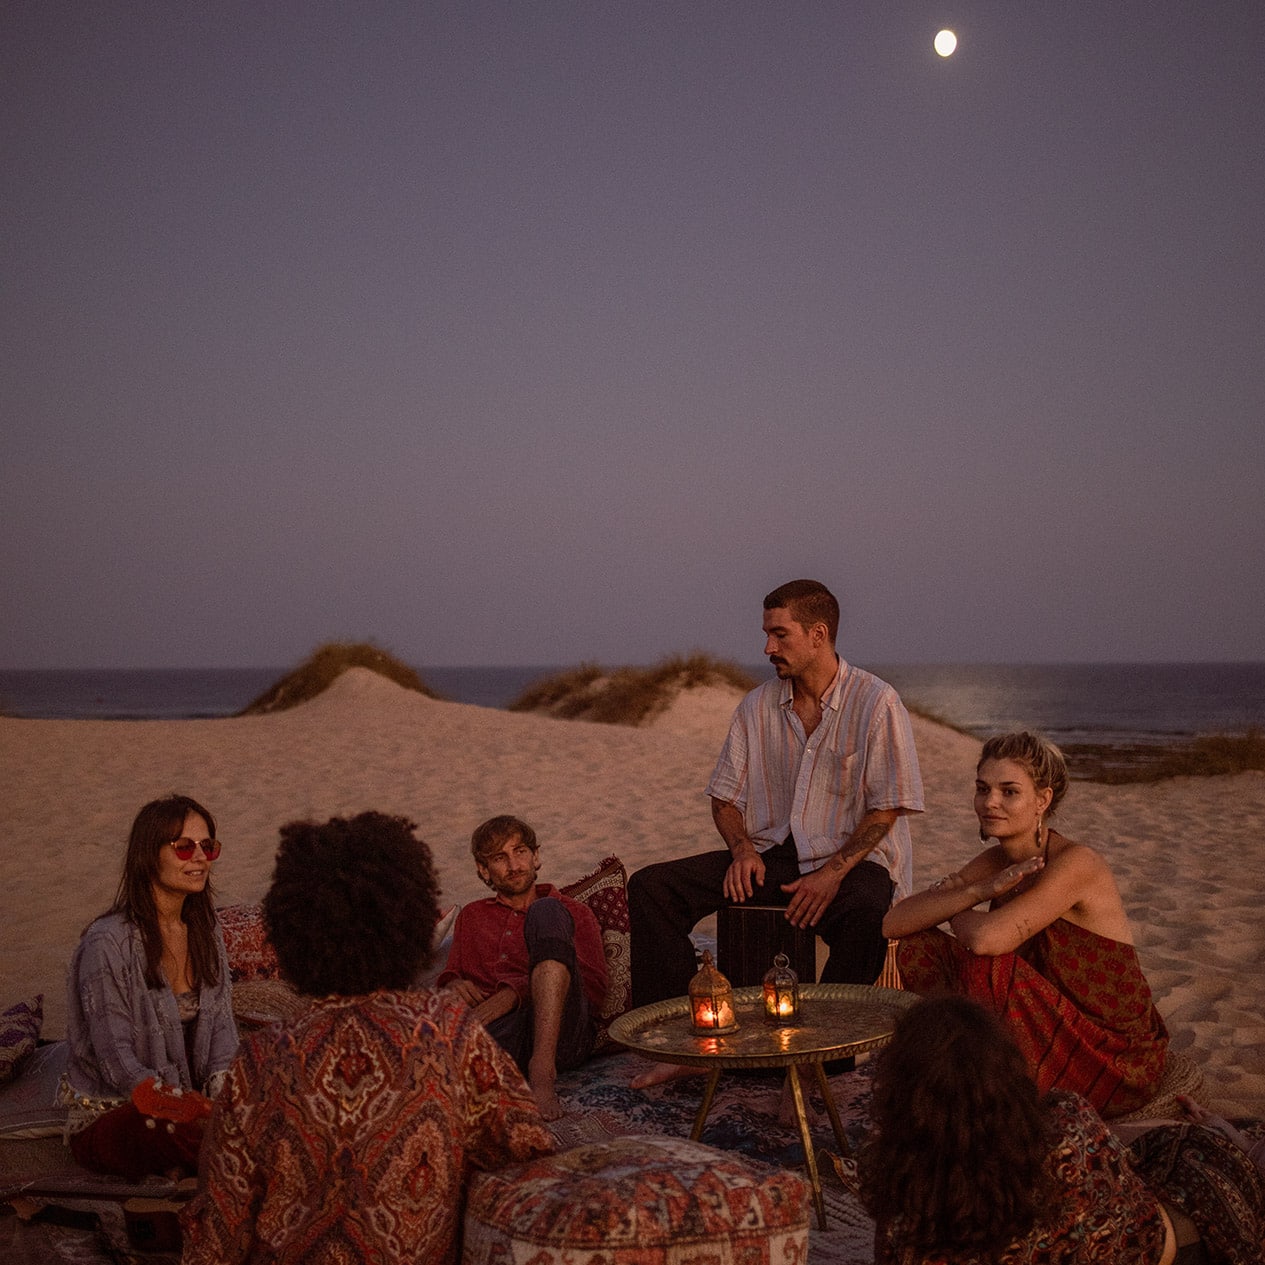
top-left (977, 732), bottom-right (1069, 815)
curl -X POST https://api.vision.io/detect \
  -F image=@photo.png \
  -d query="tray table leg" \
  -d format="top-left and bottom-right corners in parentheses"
top-left (813, 1060), bottom-right (851, 1156)
top-left (786, 1064), bottom-right (827, 1230)
top-left (689, 1068), bottom-right (723, 1142)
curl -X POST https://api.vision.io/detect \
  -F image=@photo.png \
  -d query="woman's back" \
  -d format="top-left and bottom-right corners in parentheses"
top-left (873, 1093), bottom-right (1167, 1265)
top-left (183, 987), bottom-right (554, 1265)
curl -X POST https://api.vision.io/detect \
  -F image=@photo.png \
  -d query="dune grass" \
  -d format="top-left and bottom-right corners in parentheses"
top-left (508, 653), bottom-right (758, 726)
top-left (900, 707), bottom-right (1265, 785)
top-left (1057, 729), bottom-right (1265, 783)
top-left (238, 642), bottom-right (442, 715)
top-left (1159, 728), bottom-right (1265, 777)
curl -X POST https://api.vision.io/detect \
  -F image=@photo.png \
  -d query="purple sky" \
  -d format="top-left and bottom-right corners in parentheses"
top-left (4, 2), bottom-right (1263, 669)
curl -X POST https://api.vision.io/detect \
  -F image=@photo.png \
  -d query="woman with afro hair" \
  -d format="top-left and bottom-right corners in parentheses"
top-left (182, 812), bottom-right (554, 1265)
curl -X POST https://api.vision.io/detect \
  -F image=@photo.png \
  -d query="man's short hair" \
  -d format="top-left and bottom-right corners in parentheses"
top-left (763, 579), bottom-right (839, 644)
top-left (471, 814), bottom-right (538, 865)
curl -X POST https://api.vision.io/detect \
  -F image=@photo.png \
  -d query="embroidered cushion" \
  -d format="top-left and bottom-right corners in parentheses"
top-left (463, 1134), bottom-right (810, 1264)
top-left (218, 905), bottom-right (281, 983)
top-left (0, 995), bottom-right (42, 1086)
top-left (560, 855), bottom-right (632, 1049)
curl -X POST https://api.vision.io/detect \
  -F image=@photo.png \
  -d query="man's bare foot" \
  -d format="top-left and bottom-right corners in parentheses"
top-left (630, 1061), bottom-right (702, 1090)
top-left (528, 1056), bottom-right (566, 1122)
top-left (531, 1083), bottom-right (566, 1121)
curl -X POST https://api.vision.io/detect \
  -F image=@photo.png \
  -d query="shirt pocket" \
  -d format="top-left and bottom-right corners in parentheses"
top-left (829, 750), bottom-right (860, 811)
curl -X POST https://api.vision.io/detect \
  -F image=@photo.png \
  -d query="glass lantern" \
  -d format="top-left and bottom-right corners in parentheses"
top-left (688, 950), bottom-right (738, 1034)
top-left (762, 952), bottom-right (800, 1026)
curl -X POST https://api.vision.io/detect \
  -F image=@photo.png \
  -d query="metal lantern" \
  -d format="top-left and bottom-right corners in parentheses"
top-left (762, 952), bottom-right (800, 1025)
top-left (688, 950), bottom-right (738, 1034)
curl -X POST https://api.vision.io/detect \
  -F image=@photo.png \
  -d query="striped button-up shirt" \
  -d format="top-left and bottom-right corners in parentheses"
top-left (706, 659), bottom-right (924, 900)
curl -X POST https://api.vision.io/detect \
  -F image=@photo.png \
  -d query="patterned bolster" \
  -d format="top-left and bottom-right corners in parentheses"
top-left (462, 1134), bottom-right (810, 1265)
top-left (559, 856), bottom-right (632, 1051)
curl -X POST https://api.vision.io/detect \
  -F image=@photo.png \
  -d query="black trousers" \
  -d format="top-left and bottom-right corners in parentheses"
top-left (627, 839), bottom-right (893, 1009)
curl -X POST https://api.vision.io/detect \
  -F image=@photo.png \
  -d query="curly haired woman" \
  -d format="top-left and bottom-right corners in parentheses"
top-left (181, 812), bottom-right (553, 1265)
top-left (860, 996), bottom-right (1265, 1264)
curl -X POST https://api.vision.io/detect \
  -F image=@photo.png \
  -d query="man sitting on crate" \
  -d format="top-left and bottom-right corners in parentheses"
top-left (628, 579), bottom-right (923, 1085)
top-left (439, 814), bottom-right (608, 1120)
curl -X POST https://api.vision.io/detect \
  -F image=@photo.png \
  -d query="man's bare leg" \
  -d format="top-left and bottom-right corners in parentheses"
top-left (630, 1061), bottom-right (703, 1089)
top-left (527, 959), bottom-right (570, 1121)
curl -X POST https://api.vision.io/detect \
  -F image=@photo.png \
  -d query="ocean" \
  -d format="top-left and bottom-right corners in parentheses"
top-left (1, 663), bottom-right (1263, 750)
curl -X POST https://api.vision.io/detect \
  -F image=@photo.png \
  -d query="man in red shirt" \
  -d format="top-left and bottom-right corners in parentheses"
top-left (438, 815), bottom-right (608, 1120)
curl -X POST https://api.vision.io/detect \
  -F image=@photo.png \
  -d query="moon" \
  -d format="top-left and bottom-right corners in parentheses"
top-left (934, 29), bottom-right (957, 57)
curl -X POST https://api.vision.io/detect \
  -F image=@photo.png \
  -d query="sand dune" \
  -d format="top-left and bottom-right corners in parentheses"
top-left (2, 666), bottom-right (1261, 1116)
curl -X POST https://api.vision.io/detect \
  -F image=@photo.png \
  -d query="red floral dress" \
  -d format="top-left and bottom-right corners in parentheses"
top-left (897, 853), bottom-right (1168, 1119)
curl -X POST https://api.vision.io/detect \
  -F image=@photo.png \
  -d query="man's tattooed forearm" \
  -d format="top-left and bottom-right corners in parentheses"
top-left (840, 819), bottom-right (893, 862)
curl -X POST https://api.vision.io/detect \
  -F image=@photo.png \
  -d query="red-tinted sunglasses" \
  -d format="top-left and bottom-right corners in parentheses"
top-left (168, 836), bottom-right (222, 861)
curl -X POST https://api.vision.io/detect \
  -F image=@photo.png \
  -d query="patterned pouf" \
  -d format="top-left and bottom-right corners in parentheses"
top-left (462, 1134), bottom-right (810, 1265)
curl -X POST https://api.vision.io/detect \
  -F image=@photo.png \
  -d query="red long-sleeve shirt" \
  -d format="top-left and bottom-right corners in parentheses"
top-left (437, 884), bottom-right (608, 1011)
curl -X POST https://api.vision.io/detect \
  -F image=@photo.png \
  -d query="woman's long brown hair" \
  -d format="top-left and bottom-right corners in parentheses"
top-left (860, 996), bottom-right (1054, 1257)
top-left (108, 795), bottom-right (222, 991)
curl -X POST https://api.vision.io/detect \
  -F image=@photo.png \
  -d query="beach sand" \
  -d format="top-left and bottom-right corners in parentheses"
top-left (2, 666), bottom-right (1261, 1117)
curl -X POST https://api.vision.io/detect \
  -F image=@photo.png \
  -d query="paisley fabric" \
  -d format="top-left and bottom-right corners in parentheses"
top-left (216, 906), bottom-right (281, 984)
top-left (180, 988), bottom-right (554, 1264)
top-left (1129, 1121), bottom-right (1265, 1265)
top-left (897, 919), bottom-right (1168, 1117)
top-left (464, 1133), bottom-right (810, 1264)
top-left (874, 1093), bottom-right (1168, 1265)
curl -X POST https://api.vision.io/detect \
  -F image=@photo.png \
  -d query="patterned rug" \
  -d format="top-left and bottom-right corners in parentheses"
top-left (553, 1050), bottom-right (880, 1265)
top-left (7, 1051), bottom-right (1259, 1265)
top-left (552, 1053), bottom-right (1265, 1265)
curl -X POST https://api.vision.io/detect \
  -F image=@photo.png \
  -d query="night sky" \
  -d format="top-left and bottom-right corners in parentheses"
top-left (4, 2), bottom-right (1263, 669)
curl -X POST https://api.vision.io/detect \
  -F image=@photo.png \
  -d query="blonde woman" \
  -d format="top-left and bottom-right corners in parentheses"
top-left (884, 732), bottom-right (1167, 1118)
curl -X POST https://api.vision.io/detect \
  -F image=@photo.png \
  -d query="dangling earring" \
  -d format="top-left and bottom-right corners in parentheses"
top-left (1034, 813), bottom-right (1044, 854)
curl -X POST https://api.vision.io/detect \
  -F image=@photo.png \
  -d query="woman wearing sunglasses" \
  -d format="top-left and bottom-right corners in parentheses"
top-left (61, 794), bottom-right (238, 1179)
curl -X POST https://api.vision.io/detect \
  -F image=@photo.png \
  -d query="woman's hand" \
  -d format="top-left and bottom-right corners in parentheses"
top-left (972, 856), bottom-right (1044, 904)
top-left (884, 850), bottom-right (1044, 942)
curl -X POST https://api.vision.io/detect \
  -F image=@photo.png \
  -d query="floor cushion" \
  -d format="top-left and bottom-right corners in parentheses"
top-left (462, 1133), bottom-right (809, 1264)
top-left (217, 906), bottom-right (281, 984)
top-left (0, 1041), bottom-right (68, 1140)
top-left (219, 902), bottom-right (460, 991)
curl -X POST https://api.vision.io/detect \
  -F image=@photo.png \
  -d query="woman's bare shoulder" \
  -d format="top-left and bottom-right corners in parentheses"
top-left (1046, 832), bottom-right (1112, 874)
